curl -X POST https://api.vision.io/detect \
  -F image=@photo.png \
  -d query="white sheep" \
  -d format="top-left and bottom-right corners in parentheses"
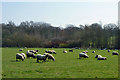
top-left (79, 53), bottom-right (89, 58)
top-left (112, 51), bottom-right (119, 55)
top-left (16, 53), bottom-right (24, 61)
top-left (95, 55), bottom-right (102, 58)
top-left (44, 53), bottom-right (55, 61)
top-left (36, 54), bottom-right (48, 62)
top-left (45, 50), bottom-right (56, 54)
top-left (26, 50), bottom-right (36, 58)
top-left (21, 53), bottom-right (26, 59)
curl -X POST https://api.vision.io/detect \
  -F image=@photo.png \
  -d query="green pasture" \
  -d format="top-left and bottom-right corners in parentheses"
top-left (2, 48), bottom-right (118, 78)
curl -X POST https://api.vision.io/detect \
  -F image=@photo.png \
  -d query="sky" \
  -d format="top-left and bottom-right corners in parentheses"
top-left (2, 1), bottom-right (118, 27)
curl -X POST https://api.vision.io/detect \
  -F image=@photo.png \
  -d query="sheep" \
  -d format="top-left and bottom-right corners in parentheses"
top-left (95, 55), bottom-right (102, 58)
top-left (29, 50), bottom-right (38, 54)
top-left (21, 53), bottom-right (26, 59)
top-left (45, 50), bottom-right (56, 54)
top-left (63, 49), bottom-right (67, 53)
top-left (16, 53), bottom-right (24, 61)
top-left (95, 54), bottom-right (107, 60)
top-left (43, 53), bottom-right (55, 61)
top-left (69, 49), bottom-right (73, 52)
top-left (79, 53), bottom-right (89, 58)
top-left (19, 49), bottom-right (23, 51)
top-left (112, 52), bottom-right (119, 55)
top-left (26, 50), bottom-right (36, 58)
top-left (36, 54), bottom-right (48, 62)
top-left (92, 51), bottom-right (95, 53)
top-left (82, 51), bottom-right (88, 54)
top-left (108, 49), bottom-right (110, 52)
top-left (97, 57), bottom-right (107, 60)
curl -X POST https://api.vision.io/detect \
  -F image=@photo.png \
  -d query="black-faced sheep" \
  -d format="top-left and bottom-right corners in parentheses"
top-left (112, 52), bottom-right (119, 55)
top-left (16, 53), bottom-right (24, 61)
top-left (26, 50), bottom-right (36, 58)
top-left (79, 53), bottom-right (89, 58)
top-left (36, 54), bottom-right (48, 62)
top-left (44, 53), bottom-right (55, 61)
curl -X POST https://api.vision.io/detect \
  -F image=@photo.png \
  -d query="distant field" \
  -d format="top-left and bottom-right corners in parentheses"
top-left (2, 48), bottom-right (118, 78)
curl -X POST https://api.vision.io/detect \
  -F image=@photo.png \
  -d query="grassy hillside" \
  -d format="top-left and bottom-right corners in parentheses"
top-left (2, 48), bottom-right (118, 78)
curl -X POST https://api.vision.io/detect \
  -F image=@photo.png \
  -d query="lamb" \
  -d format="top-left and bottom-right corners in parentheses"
top-left (21, 53), bottom-right (26, 59)
top-left (63, 49), bottom-right (67, 53)
top-left (112, 52), bottom-right (119, 55)
top-left (44, 53), bottom-right (55, 61)
top-left (36, 54), bottom-right (48, 62)
top-left (79, 53), bottom-right (89, 58)
top-left (26, 50), bottom-right (36, 58)
top-left (16, 53), bottom-right (24, 61)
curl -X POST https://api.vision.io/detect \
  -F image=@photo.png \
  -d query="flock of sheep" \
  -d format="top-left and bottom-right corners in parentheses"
top-left (16, 49), bottom-right (56, 62)
top-left (16, 48), bottom-right (119, 62)
top-left (79, 49), bottom-right (119, 60)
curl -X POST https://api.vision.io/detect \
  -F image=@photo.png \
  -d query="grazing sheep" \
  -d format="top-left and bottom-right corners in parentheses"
top-left (45, 50), bottom-right (56, 54)
top-left (97, 57), bottom-right (107, 60)
top-left (69, 49), bottom-right (73, 52)
top-left (21, 53), bottom-right (26, 59)
top-left (16, 53), bottom-right (24, 61)
top-left (44, 53), bottom-right (55, 61)
top-left (95, 55), bottom-right (102, 58)
top-left (19, 49), bottom-right (23, 51)
top-left (63, 49), bottom-right (67, 53)
top-left (92, 51), bottom-right (95, 53)
top-left (79, 53), bottom-right (89, 58)
top-left (108, 49), bottom-right (110, 52)
top-left (112, 52), bottom-right (119, 55)
top-left (82, 51), bottom-right (88, 54)
top-left (26, 50), bottom-right (36, 58)
top-left (36, 54), bottom-right (48, 62)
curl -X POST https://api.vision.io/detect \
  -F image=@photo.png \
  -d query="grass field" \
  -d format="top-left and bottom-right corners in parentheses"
top-left (2, 48), bottom-right (118, 78)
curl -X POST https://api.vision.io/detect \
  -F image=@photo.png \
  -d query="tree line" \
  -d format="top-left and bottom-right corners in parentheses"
top-left (2, 21), bottom-right (120, 49)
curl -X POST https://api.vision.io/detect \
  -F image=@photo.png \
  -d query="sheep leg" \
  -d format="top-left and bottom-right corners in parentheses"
top-left (36, 59), bottom-right (39, 63)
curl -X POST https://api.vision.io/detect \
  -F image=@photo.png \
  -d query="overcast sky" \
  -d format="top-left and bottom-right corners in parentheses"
top-left (2, 1), bottom-right (118, 27)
